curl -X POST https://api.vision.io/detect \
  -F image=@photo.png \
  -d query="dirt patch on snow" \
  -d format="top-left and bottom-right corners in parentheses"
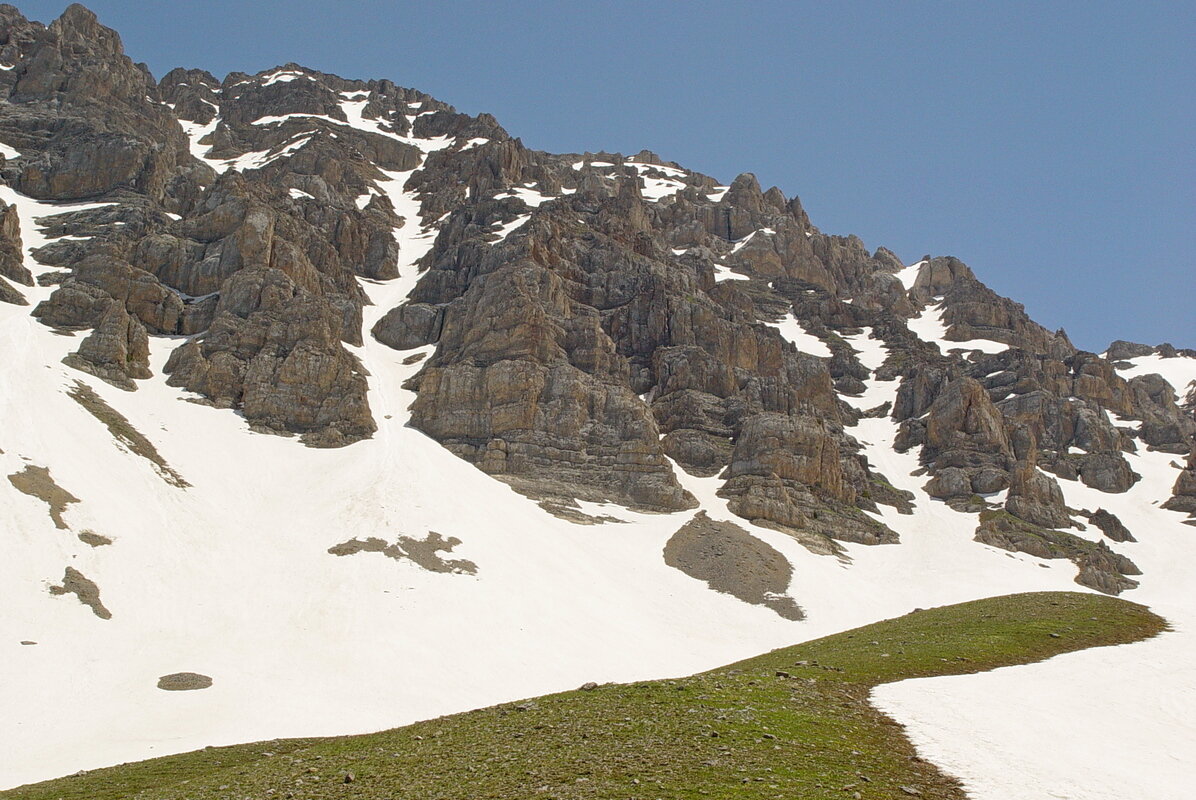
top-left (49, 567), bottom-right (111, 619)
top-left (8, 464), bottom-right (79, 529)
top-left (67, 381), bottom-right (189, 488)
top-left (77, 530), bottom-right (112, 547)
top-left (157, 672), bottom-right (213, 691)
top-left (664, 512), bottom-right (804, 620)
top-left (329, 532), bottom-right (477, 575)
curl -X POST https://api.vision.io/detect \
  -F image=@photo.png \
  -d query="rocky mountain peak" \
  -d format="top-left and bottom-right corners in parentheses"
top-left (0, 0), bottom-right (1191, 563)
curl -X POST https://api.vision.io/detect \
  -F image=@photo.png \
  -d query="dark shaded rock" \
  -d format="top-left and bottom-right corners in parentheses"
top-left (31, 277), bottom-right (110, 328)
top-left (1005, 459), bottom-right (1073, 529)
top-left (409, 358), bottom-right (693, 511)
top-left (719, 412), bottom-right (897, 546)
top-left (1106, 340), bottom-right (1153, 361)
top-left (893, 364), bottom-right (952, 422)
top-left (1075, 541), bottom-right (1142, 595)
top-left (372, 302), bottom-right (442, 350)
top-left (165, 271), bottom-right (375, 446)
top-left (62, 298), bottom-right (151, 390)
top-left (0, 273), bottom-right (25, 305)
top-left (910, 256), bottom-right (1073, 356)
top-left (1162, 452), bottom-right (1196, 518)
top-left (975, 510), bottom-right (1139, 595)
top-left (1128, 373), bottom-right (1196, 454)
top-left (1075, 451), bottom-right (1139, 494)
top-left (0, 199), bottom-right (31, 286)
top-left (923, 377), bottom-right (1012, 467)
top-left (660, 428), bottom-right (733, 478)
top-left (924, 466), bottom-right (971, 500)
top-left (1088, 508), bottom-right (1135, 543)
top-left (0, 4), bottom-right (194, 203)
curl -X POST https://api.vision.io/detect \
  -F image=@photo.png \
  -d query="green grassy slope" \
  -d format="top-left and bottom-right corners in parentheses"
top-left (5, 592), bottom-right (1166, 800)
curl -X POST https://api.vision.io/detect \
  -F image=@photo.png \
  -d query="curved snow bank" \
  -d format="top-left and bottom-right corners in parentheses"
top-left (873, 446), bottom-right (1196, 799)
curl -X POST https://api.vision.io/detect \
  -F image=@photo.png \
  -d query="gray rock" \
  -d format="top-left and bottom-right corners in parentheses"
top-left (1089, 508), bottom-right (1135, 542)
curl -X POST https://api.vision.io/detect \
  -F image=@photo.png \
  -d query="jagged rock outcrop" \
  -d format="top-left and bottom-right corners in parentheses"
top-left (61, 298), bottom-right (150, 390)
top-left (0, 4), bottom-right (198, 203)
top-left (974, 510), bottom-right (1140, 595)
top-left (911, 256), bottom-right (1073, 356)
top-left (1163, 450), bottom-right (1196, 521)
top-left (912, 376), bottom-right (1014, 507)
top-left (164, 268), bottom-right (374, 446)
top-left (1088, 508), bottom-right (1135, 542)
top-left (0, 4), bottom-right (1188, 586)
top-left (717, 412), bottom-right (896, 546)
top-left (1005, 457), bottom-right (1073, 529)
top-left (0, 198), bottom-right (28, 276)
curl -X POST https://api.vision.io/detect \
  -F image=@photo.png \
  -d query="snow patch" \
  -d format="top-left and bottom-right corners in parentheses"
top-left (1112, 353), bottom-right (1196, 398)
top-left (260, 70), bottom-right (312, 87)
top-left (769, 314), bottom-right (832, 357)
top-left (907, 302), bottom-right (1009, 355)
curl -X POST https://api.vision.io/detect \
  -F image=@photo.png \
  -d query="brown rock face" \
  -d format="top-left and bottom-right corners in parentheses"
top-left (974, 511), bottom-right (1139, 595)
top-left (911, 256), bottom-right (1072, 356)
top-left (1005, 459), bottom-right (1073, 529)
top-left (62, 298), bottom-right (151, 390)
top-left (165, 273), bottom-right (374, 446)
top-left (0, 199), bottom-right (30, 286)
top-left (394, 151), bottom-right (907, 519)
top-left (0, 3), bottom-right (1188, 598)
top-left (718, 413), bottom-right (896, 546)
top-left (1089, 508), bottom-right (1135, 542)
top-left (1, 4), bottom-right (195, 202)
top-left (923, 377), bottom-right (1013, 470)
top-left (1162, 450), bottom-right (1196, 519)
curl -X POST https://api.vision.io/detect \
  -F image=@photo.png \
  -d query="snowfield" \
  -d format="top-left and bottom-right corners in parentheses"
top-left (1, 129), bottom-right (1195, 799)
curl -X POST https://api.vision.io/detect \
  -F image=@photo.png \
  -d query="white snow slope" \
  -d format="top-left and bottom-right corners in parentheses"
top-left (2, 122), bottom-right (1195, 798)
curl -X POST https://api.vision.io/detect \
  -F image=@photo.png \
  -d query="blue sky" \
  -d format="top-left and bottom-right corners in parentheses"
top-left (16, 1), bottom-right (1195, 351)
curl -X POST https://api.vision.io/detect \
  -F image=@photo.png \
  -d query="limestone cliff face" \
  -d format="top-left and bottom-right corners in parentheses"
top-left (1, 4), bottom-right (1192, 559)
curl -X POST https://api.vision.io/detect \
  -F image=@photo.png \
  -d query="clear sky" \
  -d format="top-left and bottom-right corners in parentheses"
top-left (14, 1), bottom-right (1195, 351)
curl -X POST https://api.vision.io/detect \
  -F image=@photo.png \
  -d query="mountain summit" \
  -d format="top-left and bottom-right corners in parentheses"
top-left (1, 5), bottom-right (1193, 797)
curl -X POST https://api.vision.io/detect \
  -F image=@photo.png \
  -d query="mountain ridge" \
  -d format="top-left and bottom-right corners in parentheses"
top-left (1, 5), bottom-right (1194, 797)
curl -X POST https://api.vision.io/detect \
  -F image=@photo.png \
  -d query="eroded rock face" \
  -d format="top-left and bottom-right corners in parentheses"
top-left (716, 412), bottom-right (896, 546)
top-left (0, 5), bottom-right (1188, 590)
top-left (62, 298), bottom-right (151, 390)
top-left (1005, 459), bottom-right (1073, 529)
top-left (1, 7), bottom-right (391, 437)
top-left (1163, 450), bottom-right (1196, 520)
top-left (0, 199), bottom-right (30, 289)
top-left (0, 4), bottom-right (194, 202)
top-left (164, 281), bottom-right (374, 446)
top-left (974, 511), bottom-right (1139, 595)
top-left (1089, 508), bottom-right (1135, 542)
